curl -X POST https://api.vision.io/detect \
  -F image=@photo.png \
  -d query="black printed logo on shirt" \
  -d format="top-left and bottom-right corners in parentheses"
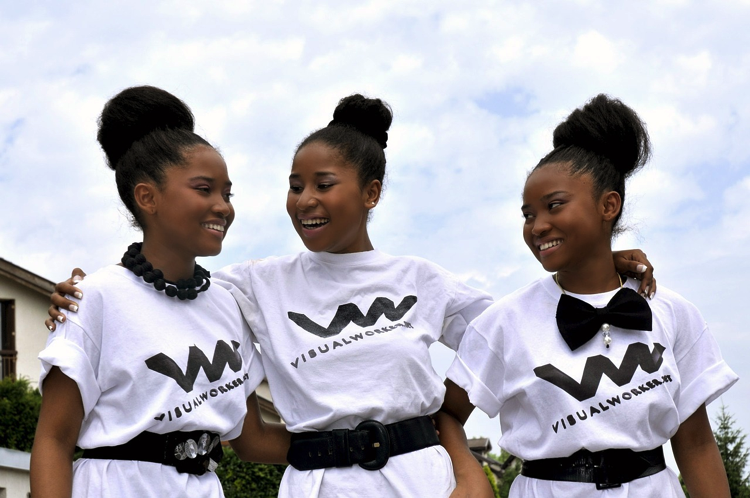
top-left (145, 340), bottom-right (243, 393)
top-left (533, 342), bottom-right (666, 401)
top-left (287, 295), bottom-right (417, 338)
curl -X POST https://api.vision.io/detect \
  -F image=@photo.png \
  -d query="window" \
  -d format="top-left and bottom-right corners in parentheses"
top-left (0, 300), bottom-right (15, 380)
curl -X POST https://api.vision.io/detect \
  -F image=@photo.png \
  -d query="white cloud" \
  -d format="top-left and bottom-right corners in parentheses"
top-left (2, 0), bottom-right (750, 453)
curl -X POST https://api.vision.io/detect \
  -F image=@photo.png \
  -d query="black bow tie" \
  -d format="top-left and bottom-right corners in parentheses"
top-left (556, 287), bottom-right (653, 351)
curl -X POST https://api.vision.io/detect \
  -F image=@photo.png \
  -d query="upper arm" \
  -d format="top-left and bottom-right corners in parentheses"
top-left (441, 379), bottom-right (475, 425)
top-left (36, 367), bottom-right (84, 450)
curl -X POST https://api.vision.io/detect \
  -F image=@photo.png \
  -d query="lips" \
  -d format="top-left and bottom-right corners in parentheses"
top-left (202, 223), bottom-right (225, 232)
top-left (538, 239), bottom-right (561, 251)
top-left (300, 218), bottom-right (329, 229)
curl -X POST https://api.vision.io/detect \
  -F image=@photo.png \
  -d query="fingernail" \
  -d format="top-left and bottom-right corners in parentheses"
top-left (47, 324), bottom-right (53, 331)
top-left (57, 315), bottom-right (65, 323)
top-left (69, 304), bottom-right (78, 312)
top-left (649, 291), bottom-right (655, 299)
top-left (73, 275), bottom-right (83, 283)
top-left (74, 292), bottom-right (83, 299)
top-left (636, 264), bottom-right (647, 273)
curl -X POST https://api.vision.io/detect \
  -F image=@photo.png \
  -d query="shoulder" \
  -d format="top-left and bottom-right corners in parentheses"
top-left (473, 278), bottom-right (550, 325)
top-left (646, 283), bottom-right (705, 324)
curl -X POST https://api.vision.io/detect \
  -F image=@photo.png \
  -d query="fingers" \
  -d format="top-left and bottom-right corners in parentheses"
top-left (613, 249), bottom-right (656, 299)
top-left (46, 305), bottom-right (65, 330)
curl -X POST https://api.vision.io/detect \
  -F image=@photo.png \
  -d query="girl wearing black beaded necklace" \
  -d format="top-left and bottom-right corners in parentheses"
top-left (31, 86), bottom-right (290, 498)
top-left (45, 93), bottom-right (660, 498)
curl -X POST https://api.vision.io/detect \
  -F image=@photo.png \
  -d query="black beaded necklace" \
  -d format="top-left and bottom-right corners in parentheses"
top-left (121, 242), bottom-right (211, 300)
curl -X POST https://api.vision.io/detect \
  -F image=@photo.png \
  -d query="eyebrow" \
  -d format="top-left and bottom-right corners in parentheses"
top-left (521, 190), bottom-right (569, 210)
top-left (190, 176), bottom-right (232, 187)
top-left (288, 171), bottom-right (338, 179)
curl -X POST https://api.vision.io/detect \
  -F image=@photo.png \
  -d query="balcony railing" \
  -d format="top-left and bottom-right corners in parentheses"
top-left (0, 349), bottom-right (16, 380)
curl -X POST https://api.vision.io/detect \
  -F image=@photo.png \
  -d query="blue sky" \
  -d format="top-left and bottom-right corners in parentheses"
top-left (1, 0), bottom-right (748, 470)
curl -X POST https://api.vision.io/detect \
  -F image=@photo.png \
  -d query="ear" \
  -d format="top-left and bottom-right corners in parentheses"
top-left (133, 182), bottom-right (159, 216)
top-left (600, 190), bottom-right (622, 222)
top-left (363, 179), bottom-right (382, 210)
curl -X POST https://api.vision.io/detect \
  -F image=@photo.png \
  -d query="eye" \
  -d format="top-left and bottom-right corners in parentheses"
top-left (522, 212), bottom-right (534, 222)
top-left (289, 185), bottom-right (303, 194)
top-left (196, 186), bottom-right (211, 194)
top-left (317, 183), bottom-right (333, 190)
top-left (549, 201), bottom-right (563, 210)
top-left (223, 192), bottom-right (234, 202)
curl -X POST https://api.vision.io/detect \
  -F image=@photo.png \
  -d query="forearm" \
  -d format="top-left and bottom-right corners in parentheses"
top-left (434, 410), bottom-right (494, 497)
top-left (230, 420), bottom-right (290, 464)
top-left (30, 437), bottom-right (74, 498)
top-left (230, 393), bottom-right (291, 464)
top-left (671, 404), bottom-right (730, 498)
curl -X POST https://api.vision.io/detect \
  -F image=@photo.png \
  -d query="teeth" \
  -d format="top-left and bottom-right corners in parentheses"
top-left (300, 218), bottom-right (329, 228)
top-left (539, 240), bottom-right (561, 251)
top-left (202, 223), bottom-right (225, 232)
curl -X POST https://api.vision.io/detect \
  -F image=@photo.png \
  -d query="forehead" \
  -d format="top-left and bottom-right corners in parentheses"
top-left (523, 162), bottom-right (593, 199)
top-left (291, 142), bottom-right (356, 177)
top-left (172, 145), bottom-right (228, 178)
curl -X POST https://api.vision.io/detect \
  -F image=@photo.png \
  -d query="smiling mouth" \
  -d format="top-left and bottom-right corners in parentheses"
top-left (300, 218), bottom-right (329, 229)
top-left (539, 239), bottom-right (561, 251)
top-left (202, 223), bottom-right (225, 232)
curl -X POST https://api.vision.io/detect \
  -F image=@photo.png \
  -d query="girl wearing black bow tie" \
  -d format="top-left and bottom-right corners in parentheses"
top-left (440, 94), bottom-right (737, 497)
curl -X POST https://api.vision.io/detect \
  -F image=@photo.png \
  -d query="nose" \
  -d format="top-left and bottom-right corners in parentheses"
top-left (296, 187), bottom-right (317, 210)
top-left (213, 194), bottom-right (231, 218)
top-left (530, 213), bottom-right (550, 237)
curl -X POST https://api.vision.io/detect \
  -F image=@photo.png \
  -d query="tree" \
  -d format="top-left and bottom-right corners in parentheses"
top-left (486, 450), bottom-right (521, 498)
top-left (713, 404), bottom-right (750, 498)
top-left (0, 376), bottom-right (42, 452)
top-left (215, 446), bottom-right (286, 498)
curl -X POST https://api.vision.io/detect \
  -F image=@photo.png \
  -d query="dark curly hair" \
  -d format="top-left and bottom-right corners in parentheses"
top-left (97, 85), bottom-right (213, 228)
top-left (296, 94), bottom-right (393, 188)
top-left (533, 94), bottom-right (651, 235)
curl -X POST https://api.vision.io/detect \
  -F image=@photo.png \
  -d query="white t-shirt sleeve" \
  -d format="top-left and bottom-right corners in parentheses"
top-left (214, 261), bottom-right (262, 337)
top-left (439, 270), bottom-right (494, 351)
top-left (38, 318), bottom-right (101, 418)
top-left (670, 299), bottom-right (738, 422)
top-left (446, 320), bottom-right (505, 418)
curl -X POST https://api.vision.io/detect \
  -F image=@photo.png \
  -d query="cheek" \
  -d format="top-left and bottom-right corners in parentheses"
top-left (522, 224), bottom-right (536, 251)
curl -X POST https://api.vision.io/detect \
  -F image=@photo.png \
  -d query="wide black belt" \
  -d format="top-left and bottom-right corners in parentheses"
top-left (521, 446), bottom-right (666, 490)
top-left (82, 430), bottom-right (223, 476)
top-left (287, 415), bottom-right (440, 471)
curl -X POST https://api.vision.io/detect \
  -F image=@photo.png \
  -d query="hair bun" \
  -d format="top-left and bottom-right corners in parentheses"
top-left (552, 94), bottom-right (650, 176)
top-left (329, 94), bottom-right (392, 148)
top-left (97, 85), bottom-right (196, 169)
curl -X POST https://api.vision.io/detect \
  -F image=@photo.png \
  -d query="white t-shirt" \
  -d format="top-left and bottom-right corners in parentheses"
top-left (39, 265), bottom-right (265, 498)
top-left (447, 276), bottom-right (738, 498)
top-left (215, 249), bottom-right (493, 498)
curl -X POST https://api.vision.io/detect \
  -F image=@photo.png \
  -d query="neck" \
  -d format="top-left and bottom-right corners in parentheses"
top-left (140, 238), bottom-right (196, 282)
top-left (555, 250), bottom-right (621, 294)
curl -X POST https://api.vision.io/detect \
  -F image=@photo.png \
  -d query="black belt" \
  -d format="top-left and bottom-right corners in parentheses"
top-left (521, 446), bottom-right (666, 490)
top-left (287, 415), bottom-right (440, 471)
top-left (82, 430), bottom-right (223, 476)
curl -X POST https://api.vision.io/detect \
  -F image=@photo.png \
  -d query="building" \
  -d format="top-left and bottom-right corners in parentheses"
top-left (0, 258), bottom-right (55, 385)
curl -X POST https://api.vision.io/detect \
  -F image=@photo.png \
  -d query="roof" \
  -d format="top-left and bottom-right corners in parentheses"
top-left (0, 447), bottom-right (30, 471)
top-left (0, 258), bottom-right (55, 296)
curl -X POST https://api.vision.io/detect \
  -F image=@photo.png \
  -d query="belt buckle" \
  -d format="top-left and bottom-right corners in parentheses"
top-left (593, 452), bottom-right (622, 490)
top-left (355, 420), bottom-right (390, 470)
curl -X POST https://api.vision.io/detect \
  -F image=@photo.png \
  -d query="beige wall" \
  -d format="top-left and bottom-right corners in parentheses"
top-left (0, 278), bottom-right (50, 388)
top-left (0, 448), bottom-right (31, 498)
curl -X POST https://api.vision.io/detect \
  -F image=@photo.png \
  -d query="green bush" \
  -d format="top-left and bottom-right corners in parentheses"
top-left (216, 446), bottom-right (286, 498)
top-left (0, 376), bottom-right (42, 452)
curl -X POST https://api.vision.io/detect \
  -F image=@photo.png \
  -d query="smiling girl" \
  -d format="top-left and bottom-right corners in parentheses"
top-left (46, 93), bottom-right (657, 497)
top-left (441, 94), bottom-right (738, 497)
top-left (30, 86), bottom-right (285, 498)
